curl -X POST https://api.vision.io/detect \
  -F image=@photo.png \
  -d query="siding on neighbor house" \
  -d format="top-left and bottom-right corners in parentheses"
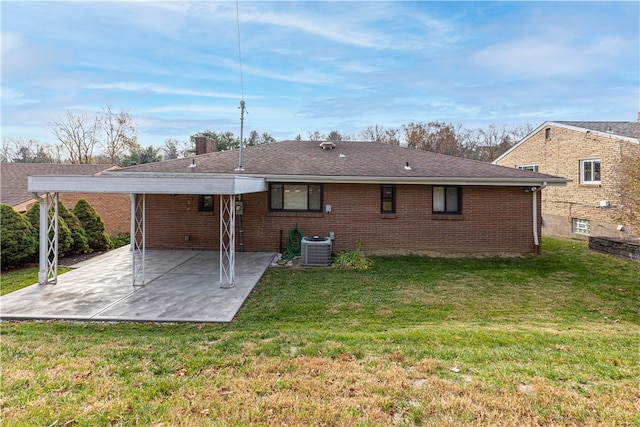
top-left (143, 184), bottom-right (540, 255)
top-left (495, 125), bottom-right (639, 239)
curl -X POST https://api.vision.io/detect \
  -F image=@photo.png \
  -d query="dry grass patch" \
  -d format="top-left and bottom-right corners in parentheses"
top-left (2, 238), bottom-right (639, 425)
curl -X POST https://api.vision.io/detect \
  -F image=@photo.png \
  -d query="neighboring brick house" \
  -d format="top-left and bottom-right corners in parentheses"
top-left (493, 120), bottom-right (640, 239)
top-left (1, 163), bottom-right (130, 235)
top-left (30, 140), bottom-right (568, 257)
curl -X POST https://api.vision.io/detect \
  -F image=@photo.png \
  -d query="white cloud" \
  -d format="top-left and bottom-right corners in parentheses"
top-left (469, 29), bottom-right (630, 78)
top-left (84, 82), bottom-right (257, 100)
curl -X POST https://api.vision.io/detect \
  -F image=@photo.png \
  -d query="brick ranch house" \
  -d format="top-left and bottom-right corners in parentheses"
top-left (28, 139), bottom-right (568, 285)
top-left (1, 163), bottom-right (130, 235)
top-left (493, 120), bottom-right (640, 239)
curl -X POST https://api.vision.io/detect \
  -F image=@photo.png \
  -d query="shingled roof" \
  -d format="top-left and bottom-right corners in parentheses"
top-left (1, 163), bottom-right (119, 207)
top-left (554, 121), bottom-right (640, 140)
top-left (116, 140), bottom-right (563, 184)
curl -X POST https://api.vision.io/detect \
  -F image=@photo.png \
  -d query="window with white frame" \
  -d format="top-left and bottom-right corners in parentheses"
top-left (516, 164), bottom-right (539, 172)
top-left (580, 159), bottom-right (601, 184)
top-left (572, 218), bottom-right (590, 235)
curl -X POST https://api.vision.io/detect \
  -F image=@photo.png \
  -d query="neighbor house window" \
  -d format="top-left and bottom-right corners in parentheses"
top-left (198, 195), bottom-right (214, 212)
top-left (517, 164), bottom-right (539, 172)
top-left (545, 128), bottom-right (551, 139)
top-left (580, 159), bottom-right (601, 184)
top-left (572, 218), bottom-right (590, 235)
top-left (433, 186), bottom-right (462, 214)
top-left (381, 184), bottom-right (395, 213)
top-left (270, 183), bottom-right (322, 211)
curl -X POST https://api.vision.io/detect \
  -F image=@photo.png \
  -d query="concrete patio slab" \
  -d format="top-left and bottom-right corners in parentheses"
top-left (0, 246), bottom-right (277, 323)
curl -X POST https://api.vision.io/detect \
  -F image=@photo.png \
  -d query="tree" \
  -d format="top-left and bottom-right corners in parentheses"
top-left (462, 124), bottom-right (533, 162)
top-left (403, 121), bottom-right (466, 157)
top-left (58, 201), bottom-right (90, 254)
top-left (2, 137), bottom-right (57, 163)
top-left (51, 111), bottom-right (100, 164)
top-left (100, 106), bottom-right (137, 164)
top-left (260, 132), bottom-right (276, 144)
top-left (327, 130), bottom-right (343, 141)
top-left (72, 199), bottom-right (111, 251)
top-left (0, 204), bottom-right (37, 267)
top-left (24, 202), bottom-right (74, 257)
top-left (121, 144), bottom-right (162, 167)
top-left (307, 131), bottom-right (325, 141)
top-left (358, 125), bottom-right (400, 145)
top-left (162, 138), bottom-right (191, 160)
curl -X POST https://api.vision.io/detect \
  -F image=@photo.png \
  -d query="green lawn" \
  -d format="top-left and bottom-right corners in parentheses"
top-left (1, 238), bottom-right (639, 426)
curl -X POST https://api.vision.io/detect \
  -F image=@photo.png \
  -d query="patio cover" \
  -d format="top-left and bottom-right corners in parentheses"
top-left (28, 173), bottom-right (267, 288)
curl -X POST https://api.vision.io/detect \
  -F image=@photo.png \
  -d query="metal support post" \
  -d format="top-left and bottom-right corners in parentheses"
top-left (33, 192), bottom-right (59, 285)
top-left (130, 193), bottom-right (146, 286)
top-left (220, 194), bottom-right (236, 288)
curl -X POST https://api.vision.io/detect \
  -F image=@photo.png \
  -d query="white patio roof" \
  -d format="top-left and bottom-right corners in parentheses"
top-left (28, 173), bottom-right (267, 195)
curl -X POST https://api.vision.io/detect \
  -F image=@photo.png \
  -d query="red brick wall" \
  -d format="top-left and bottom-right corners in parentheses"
top-left (143, 184), bottom-right (540, 255)
top-left (59, 193), bottom-right (130, 236)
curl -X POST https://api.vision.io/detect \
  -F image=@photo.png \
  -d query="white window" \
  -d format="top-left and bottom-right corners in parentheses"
top-left (516, 164), bottom-right (539, 172)
top-left (572, 218), bottom-right (590, 235)
top-left (580, 159), bottom-right (601, 184)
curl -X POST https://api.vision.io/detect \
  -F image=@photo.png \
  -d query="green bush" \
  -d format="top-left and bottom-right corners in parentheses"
top-left (0, 204), bottom-right (38, 268)
top-left (24, 202), bottom-right (73, 257)
top-left (332, 240), bottom-right (373, 270)
top-left (58, 202), bottom-right (90, 254)
top-left (110, 233), bottom-right (131, 249)
top-left (73, 199), bottom-right (111, 251)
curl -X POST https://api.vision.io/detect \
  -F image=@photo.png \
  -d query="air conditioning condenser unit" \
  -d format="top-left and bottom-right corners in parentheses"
top-left (301, 236), bottom-right (332, 267)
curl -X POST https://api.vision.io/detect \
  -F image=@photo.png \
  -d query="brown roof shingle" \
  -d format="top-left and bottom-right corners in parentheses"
top-left (1, 163), bottom-right (119, 206)
top-left (118, 140), bottom-right (562, 182)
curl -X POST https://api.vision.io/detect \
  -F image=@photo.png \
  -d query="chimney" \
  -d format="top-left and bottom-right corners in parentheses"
top-left (637, 112), bottom-right (640, 122)
top-left (195, 136), bottom-right (217, 155)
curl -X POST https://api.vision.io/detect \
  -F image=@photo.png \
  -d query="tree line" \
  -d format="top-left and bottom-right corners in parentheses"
top-left (2, 105), bottom-right (535, 166)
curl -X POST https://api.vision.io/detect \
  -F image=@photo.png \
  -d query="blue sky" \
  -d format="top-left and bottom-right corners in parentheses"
top-left (2, 1), bottom-right (638, 148)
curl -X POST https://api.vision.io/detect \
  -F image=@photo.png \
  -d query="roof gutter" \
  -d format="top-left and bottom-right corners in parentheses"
top-left (257, 174), bottom-right (569, 187)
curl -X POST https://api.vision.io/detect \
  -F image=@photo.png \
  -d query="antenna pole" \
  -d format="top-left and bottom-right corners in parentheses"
top-left (236, 100), bottom-right (245, 172)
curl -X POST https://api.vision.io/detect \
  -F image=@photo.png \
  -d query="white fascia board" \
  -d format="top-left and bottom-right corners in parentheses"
top-left (261, 174), bottom-right (569, 186)
top-left (28, 174), bottom-right (267, 195)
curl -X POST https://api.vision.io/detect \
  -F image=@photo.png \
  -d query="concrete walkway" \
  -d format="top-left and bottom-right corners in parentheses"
top-left (0, 246), bottom-right (277, 323)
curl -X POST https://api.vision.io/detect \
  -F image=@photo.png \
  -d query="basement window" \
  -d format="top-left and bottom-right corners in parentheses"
top-left (270, 183), bottom-right (322, 212)
top-left (572, 218), bottom-right (590, 235)
top-left (433, 186), bottom-right (462, 214)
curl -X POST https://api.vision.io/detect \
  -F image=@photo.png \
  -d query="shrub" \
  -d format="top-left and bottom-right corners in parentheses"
top-left (0, 204), bottom-right (38, 268)
top-left (332, 240), bottom-right (373, 270)
top-left (73, 199), bottom-right (111, 251)
top-left (24, 202), bottom-right (73, 257)
top-left (110, 233), bottom-right (131, 249)
top-left (57, 202), bottom-right (90, 254)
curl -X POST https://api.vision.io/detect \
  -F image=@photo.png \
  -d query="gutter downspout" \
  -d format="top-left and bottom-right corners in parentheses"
top-left (529, 182), bottom-right (547, 256)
